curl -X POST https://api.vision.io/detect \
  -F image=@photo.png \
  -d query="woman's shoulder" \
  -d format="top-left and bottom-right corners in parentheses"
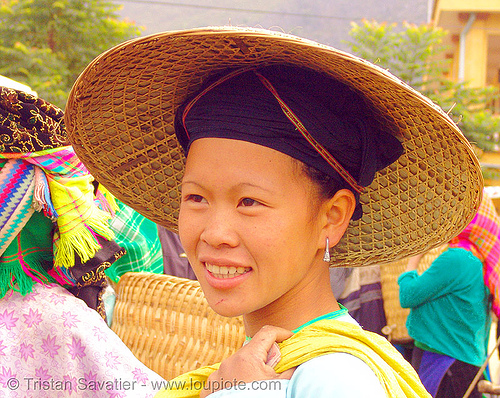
top-left (437, 247), bottom-right (482, 268)
top-left (287, 352), bottom-right (387, 397)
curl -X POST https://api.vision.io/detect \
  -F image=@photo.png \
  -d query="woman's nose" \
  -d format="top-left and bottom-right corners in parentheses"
top-left (199, 209), bottom-right (239, 249)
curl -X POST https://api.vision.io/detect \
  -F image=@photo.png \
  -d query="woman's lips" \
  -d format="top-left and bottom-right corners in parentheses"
top-left (205, 263), bottom-right (252, 279)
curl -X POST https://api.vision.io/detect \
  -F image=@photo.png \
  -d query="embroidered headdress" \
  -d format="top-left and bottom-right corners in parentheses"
top-left (0, 86), bottom-right (122, 317)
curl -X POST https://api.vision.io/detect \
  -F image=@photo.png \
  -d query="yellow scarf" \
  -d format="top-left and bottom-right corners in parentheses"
top-left (155, 319), bottom-right (430, 397)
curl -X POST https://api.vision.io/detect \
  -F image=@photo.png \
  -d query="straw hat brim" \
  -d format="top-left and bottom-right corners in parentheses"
top-left (65, 26), bottom-right (483, 267)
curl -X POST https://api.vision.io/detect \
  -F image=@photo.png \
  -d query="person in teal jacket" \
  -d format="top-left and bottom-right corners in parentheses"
top-left (398, 193), bottom-right (500, 398)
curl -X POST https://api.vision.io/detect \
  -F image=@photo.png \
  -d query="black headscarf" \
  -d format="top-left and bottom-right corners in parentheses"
top-left (175, 65), bottom-right (404, 220)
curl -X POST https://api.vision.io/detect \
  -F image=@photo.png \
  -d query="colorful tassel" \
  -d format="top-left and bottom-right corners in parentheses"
top-left (33, 166), bottom-right (58, 218)
top-left (0, 251), bottom-right (54, 299)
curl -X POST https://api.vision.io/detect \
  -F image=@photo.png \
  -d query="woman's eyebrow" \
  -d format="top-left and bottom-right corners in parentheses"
top-left (233, 182), bottom-right (275, 194)
top-left (182, 179), bottom-right (273, 190)
top-left (180, 180), bottom-right (205, 189)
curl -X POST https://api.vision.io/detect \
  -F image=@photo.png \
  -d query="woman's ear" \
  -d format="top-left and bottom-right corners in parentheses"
top-left (320, 189), bottom-right (356, 248)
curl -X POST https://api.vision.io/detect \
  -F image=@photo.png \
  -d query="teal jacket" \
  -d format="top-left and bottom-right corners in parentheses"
top-left (398, 248), bottom-right (491, 366)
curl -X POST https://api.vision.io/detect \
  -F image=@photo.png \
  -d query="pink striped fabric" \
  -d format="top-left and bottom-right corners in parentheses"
top-left (449, 190), bottom-right (500, 317)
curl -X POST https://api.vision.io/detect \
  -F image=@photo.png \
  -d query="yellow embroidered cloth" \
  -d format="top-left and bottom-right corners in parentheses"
top-left (155, 319), bottom-right (430, 397)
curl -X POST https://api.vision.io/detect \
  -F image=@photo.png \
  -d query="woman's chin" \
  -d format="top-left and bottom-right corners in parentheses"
top-left (206, 299), bottom-right (246, 318)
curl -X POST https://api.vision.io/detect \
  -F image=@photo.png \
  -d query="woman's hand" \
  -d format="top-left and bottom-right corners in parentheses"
top-left (200, 325), bottom-right (295, 397)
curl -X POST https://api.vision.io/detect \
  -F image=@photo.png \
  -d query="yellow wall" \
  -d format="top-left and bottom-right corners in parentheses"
top-left (480, 152), bottom-right (500, 187)
top-left (433, 5), bottom-right (500, 87)
top-left (486, 13), bottom-right (500, 30)
top-left (480, 151), bottom-right (500, 164)
top-left (465, 20), bottom-right (488, 87)
top-left (433, 0), bottom-right (500, 172)
top-left (436, 0), bottom-right (500, 13)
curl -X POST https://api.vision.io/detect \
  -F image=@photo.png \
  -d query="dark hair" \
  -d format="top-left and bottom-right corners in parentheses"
top-left (296, 160), bottom-right (362, 220)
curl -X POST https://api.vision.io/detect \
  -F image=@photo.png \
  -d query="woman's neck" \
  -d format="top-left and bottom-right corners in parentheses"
top-left (243, 271), bottom-right (340, 337)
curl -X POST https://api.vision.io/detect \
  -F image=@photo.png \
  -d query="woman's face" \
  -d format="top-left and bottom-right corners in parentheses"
top-left (178, 138), bottom-right (328, 320)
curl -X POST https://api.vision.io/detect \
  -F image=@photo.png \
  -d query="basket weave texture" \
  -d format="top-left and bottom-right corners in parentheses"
top-left (65, 27), bottom-right (483, 268)
top-left (111, 272), bottom-right (246, 380)
top-left (379, 245), bottom-right (448, 343)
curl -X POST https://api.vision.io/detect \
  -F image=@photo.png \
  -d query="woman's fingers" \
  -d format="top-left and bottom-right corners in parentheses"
top-left (200, 325), bottom-right (294, 396)
top-left (245, 325), bottom-right (294, 363)
top-left (265, 342), bottom-right (281, 368)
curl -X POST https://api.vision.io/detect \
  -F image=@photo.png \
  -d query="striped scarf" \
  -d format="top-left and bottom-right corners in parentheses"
top-left (0, 159), bottom-right (35, 256)
top-left (0, 146), bottom-right (115, 290)
top-left (449, 190), bottom-right (500, 317)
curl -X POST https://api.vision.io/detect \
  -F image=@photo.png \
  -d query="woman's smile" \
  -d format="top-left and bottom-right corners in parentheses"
top-left (204, 263), bottom-right (252, 279)
top-left (203, 262), bottom-right (254, 290)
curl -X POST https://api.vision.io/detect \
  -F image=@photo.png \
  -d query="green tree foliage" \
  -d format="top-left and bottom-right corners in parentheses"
top-left (347, 19), bottom-right (500, 152)
top-left (0, 0), bottom-right (142, 108)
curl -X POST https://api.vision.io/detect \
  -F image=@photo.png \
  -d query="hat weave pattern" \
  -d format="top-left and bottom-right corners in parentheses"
top-left (65, 27), bottom-right (483, 267)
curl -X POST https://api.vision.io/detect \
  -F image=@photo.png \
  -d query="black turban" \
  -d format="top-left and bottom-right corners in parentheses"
top-left (175, 65), bottom-right (404, 220)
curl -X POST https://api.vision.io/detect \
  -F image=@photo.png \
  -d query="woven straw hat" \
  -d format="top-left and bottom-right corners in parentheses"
top-left (65, 26), bottom-right (483, 267)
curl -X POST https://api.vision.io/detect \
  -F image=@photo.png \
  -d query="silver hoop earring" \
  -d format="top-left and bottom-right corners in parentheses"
top-left (323, 237), bottom-right (331, 262)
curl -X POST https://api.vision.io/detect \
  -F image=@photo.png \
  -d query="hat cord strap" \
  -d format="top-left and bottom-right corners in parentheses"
top-left (253, 70), bottom-right (365, 194)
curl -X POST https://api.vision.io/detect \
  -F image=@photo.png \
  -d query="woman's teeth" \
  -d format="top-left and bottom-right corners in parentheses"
top-left (205, 263), bottom-right (251, 279)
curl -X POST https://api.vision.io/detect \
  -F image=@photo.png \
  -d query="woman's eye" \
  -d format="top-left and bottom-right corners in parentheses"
top-left (239, 198), bottom-right (259, 207)
top-left (185, 194), bottom-right (205, 203)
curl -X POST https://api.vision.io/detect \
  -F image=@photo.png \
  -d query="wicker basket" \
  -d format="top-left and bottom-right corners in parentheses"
top-left (379, 244), bottom-right (448, 343)
top-left (111, 272), bottom-right (246, 380)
